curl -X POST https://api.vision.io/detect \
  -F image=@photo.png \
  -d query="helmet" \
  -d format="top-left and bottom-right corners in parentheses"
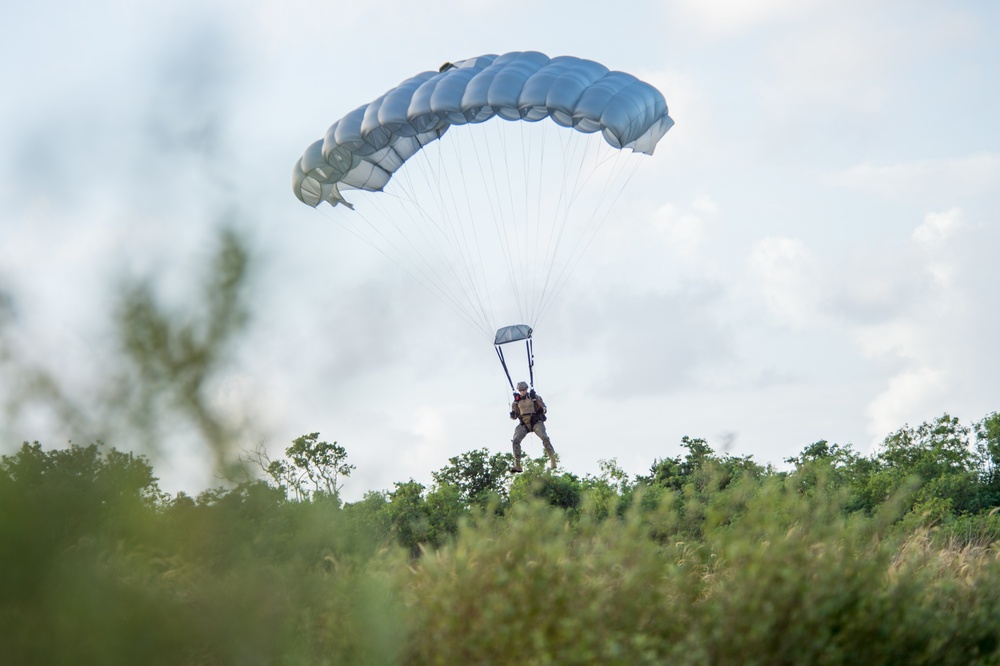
top-left (516, 381), bottom-right (529, 390)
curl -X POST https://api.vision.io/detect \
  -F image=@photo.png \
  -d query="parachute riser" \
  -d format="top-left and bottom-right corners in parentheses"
top-left (527, 338), bottom-right (534, 388)
top-left (495, 345), bottom-right (515, 392)
top-left (495, 337), bottom-right (536, 398)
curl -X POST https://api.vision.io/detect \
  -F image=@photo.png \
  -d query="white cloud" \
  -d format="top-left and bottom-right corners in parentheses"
top-left (831, 154), bottom-right (1000, 199)
top-left (842, 219), bottom-right (961, 350)
top-left (667, 0), bottom-right (822, 38)
top-left (649, 196), bottom-right (717, 250)
top-left (763, 19), bottom-right (894, 111)
top-left (912, 207), bottom-right (962, 246)
top-left (865, 366), bottom-right (944, 443)
top-left (747, 237), bottom-right (824, 329)
top-left (588, 285), bottom-right (733, 396)
top-left (252, 0), bottom-right (369, 46)
top-left (851, 320), bottom-right (920, 364)
top-left (844, 207), bottom-right (988, 444)
top-left (913, 208), bottom-right (964, 287)
top-left (579, 195), bottom-right (724, 292)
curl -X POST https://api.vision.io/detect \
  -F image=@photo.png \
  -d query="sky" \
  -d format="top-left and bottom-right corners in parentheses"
top-left (2, 0), bottom-right (999, 500)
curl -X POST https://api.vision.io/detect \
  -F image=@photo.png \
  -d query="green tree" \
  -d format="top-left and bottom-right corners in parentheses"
top-left (786, 440), bottom-right (866, 491)
top-left (251, 433), bottom-right (354, 502)
top-left (509, 458), bottom-right (583, 513)
top-left (975, 412), bottom-right (1000, 485)
top-left (640, 436), bottom-right (764, 491)
top-left (383, 479), bottom-right (433, 557)
top-left (581, 458), bottom-right (631, 520)
top-left (860, 414), bottom-right (981, 519)
top-left (0, 441), bottom-right (162, 604)
top-left (635, 437), bottom-right (768, 539)
top-left (430, 448), bottom-right (513, 510)
top-left (640, 437), bottom-right (718, 490)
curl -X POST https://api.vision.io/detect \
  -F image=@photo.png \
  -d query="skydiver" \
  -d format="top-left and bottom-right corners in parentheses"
top-left (509, 380), bottom-right (557, 473)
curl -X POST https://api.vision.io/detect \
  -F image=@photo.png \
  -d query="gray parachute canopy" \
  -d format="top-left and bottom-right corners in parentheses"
top-left (292, 51), bottom-right (674, 208)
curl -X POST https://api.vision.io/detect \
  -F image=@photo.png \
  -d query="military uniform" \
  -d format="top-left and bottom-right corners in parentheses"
top-left (510, 385), bottom-right (556, 470)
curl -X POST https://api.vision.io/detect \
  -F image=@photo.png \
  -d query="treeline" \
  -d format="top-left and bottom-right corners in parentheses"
top-left (364, 411), bottom-right (1000, 555)
top-left (3, 411), bottom-right (1000, 664)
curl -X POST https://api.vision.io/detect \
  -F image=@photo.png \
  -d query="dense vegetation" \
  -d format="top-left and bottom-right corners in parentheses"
top-left (3, 412), bottom-right (1000, 665)
top-left (3, 231), bottom-right (999, 663)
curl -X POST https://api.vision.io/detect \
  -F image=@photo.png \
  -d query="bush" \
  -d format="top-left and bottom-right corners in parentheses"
top-left (399, 478), bottom-right (1000, 666)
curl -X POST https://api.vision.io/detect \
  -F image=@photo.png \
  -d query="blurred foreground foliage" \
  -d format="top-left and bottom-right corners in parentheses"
top-left (3, 231), bottom-right (1000, 664)
top-left (4, 423), bottom-right (1000, 665)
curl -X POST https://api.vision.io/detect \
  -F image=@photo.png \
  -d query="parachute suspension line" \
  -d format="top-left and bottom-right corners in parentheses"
top-left (517, 120), bottom-right (552, 326)
top-left (446, 134), bottom-right (501, 337)
top-left (438, 128), bottom-right (494, 328)
top-left (370, 169), bottom-right (493, 339)
top-left (451, 133), bottom-right (499, 333)
top-left (467, 124), bottom-right (524, 325)
top-left (530, 135), bottom-right (560, 324)
top-left (530, 124), bottom-right (547, 322)
top-left (320, 195), bottom-right (451, 296)
top-left (317, 126), bottom-right (647, 343)
top-left (531, 126), bottom-right (592, 324)
top-left (519, 121), bottom-right (533, 322)
top-left (361, 135), bottom-right (503, 341)
top-left (516, 125), bottom-right (602, 327)
top-left (354, 195), bottom-right (485, 338)
top-left (520, 127), bottom-right (537, 325)
top-left (397, 134), bottom-right (496, 337)
top-left (314, 204), bottom-right (490, 339)
top-left (536, 123), bottom-right (562, 324)
top-left (534, 128), bottom-right (599, 306)
top-left (495, 120), bottom-right (529, 324)
top-left (368, 170), bottom-right (461, 286)
top-left (534, 152), bottom-right (643, 328)
top-left (528, 121), bottom-right (547, 324)
top-left (363, 148), bottom-right (461, 260)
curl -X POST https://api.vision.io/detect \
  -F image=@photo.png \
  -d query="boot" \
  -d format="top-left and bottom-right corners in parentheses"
top-left (546, 450), bottom-right (557, 470)
top-left (511, 441), bottom-right (523, 473)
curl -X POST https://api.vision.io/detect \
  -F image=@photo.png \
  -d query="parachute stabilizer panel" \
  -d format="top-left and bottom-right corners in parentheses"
top-left (494, 324), bottom-right (533, 346)
top-left (293, 51), bottom-right (673, 208)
